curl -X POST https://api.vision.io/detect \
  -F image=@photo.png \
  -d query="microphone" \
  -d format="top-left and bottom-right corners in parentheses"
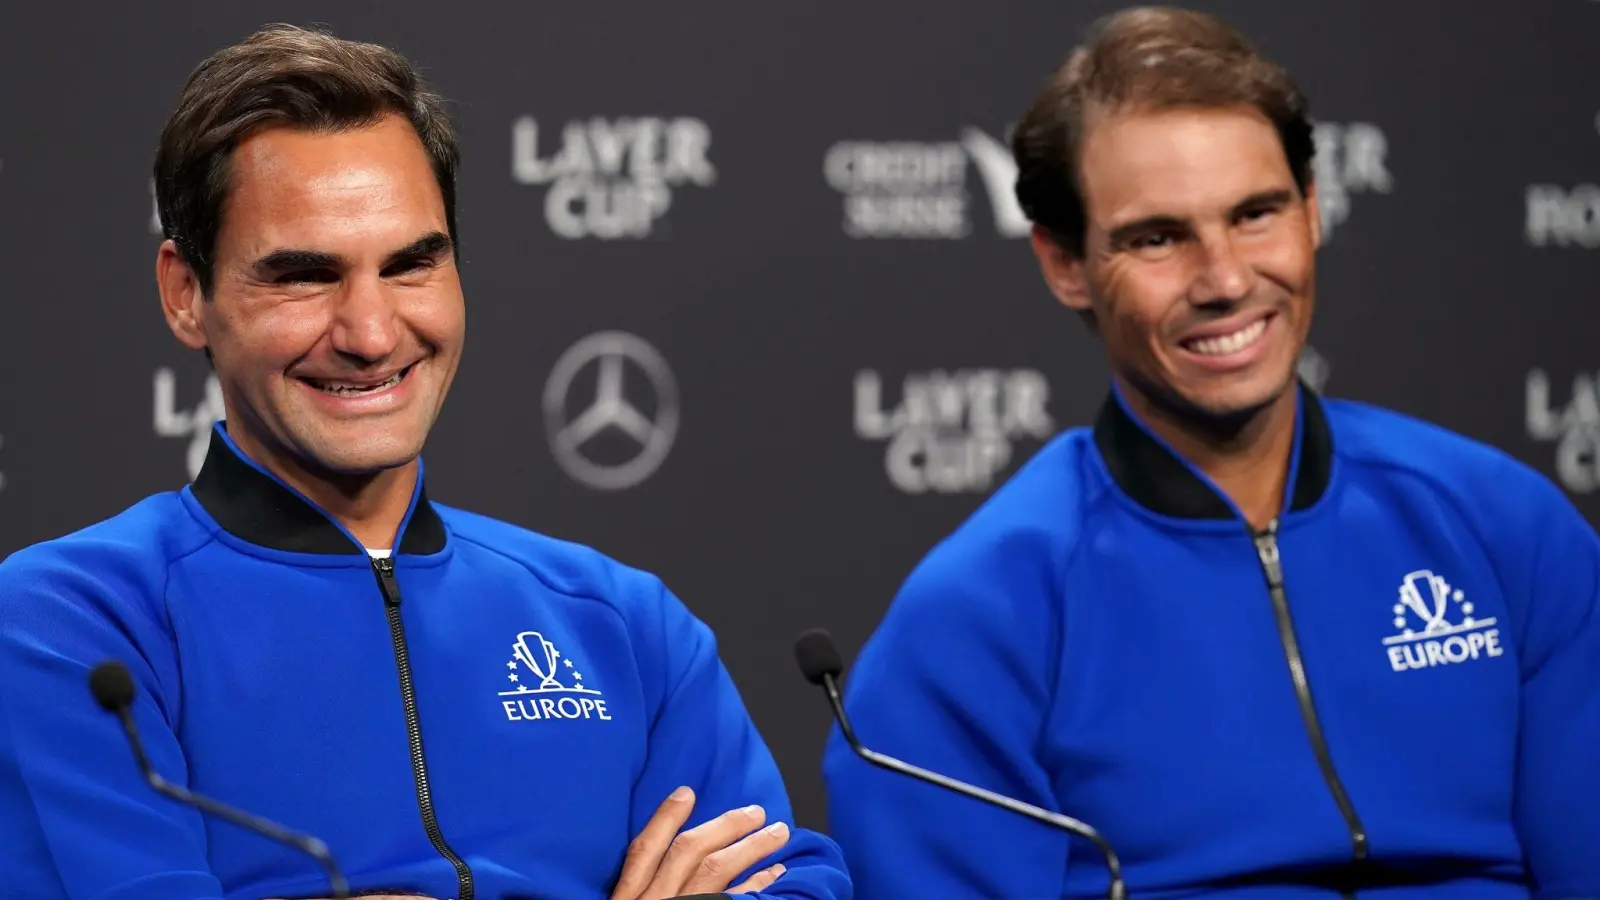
top-left (795, 629), bottom-right (1127, 900)
top-left (88, 661), bottom-right (350, 900)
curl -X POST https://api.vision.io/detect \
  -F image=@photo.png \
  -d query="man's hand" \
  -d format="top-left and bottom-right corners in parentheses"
top-left (611, 786), bottom-right (791, 899)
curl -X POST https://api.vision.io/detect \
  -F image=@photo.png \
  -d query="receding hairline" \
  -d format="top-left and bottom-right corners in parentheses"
top-left (207, 115), bottom-right (454, 273)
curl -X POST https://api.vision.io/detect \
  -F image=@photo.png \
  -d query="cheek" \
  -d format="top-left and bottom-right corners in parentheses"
top-left (1098, 262), bottom-right (1183, 347)
top-left (213, 301), bottom-right (328, 369)
top-left (406, 288), bottom-right (467, 348)
top-left (1251, 229), bottom-right (1316, 294)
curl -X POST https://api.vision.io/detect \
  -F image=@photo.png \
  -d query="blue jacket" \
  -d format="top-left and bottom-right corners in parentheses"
top-left (0, 424), bottom-right (850, 900)
top-left (824, 384), bottom-right (1600, 900)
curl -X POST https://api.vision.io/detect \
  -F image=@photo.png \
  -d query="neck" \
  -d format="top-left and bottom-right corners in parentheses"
top-left (1117, 377), bottom-right (1300, 531)
top-left (224, 421), bottom-right (416, 551)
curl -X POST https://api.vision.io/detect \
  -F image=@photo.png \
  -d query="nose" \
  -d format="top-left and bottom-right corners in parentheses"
top-left (1188, 232), bottom-right (1256, 306)
top-left (329, 276), bottom-right (400, 363)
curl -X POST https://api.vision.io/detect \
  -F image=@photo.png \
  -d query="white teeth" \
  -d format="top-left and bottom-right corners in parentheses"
top-left (308, 369), bottom-right (404, 396)
top-left (1186, 319), bottom-right (1267, 356)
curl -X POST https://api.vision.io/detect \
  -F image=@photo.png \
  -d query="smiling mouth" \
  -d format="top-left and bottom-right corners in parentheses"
top-left (300, 363), bottom-right (414, 397)
top-left (1181, 316), bottom-right (1271, 356)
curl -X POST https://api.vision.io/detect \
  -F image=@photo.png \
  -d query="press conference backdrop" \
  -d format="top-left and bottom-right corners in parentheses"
top-left (0, 0), bottom-right (1596, 830)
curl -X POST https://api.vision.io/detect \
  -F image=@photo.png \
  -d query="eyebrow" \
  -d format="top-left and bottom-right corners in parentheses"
top-left (1104, 189), bottom-right (1297, 247)
top-left (248, 230), bottom-right (454, 278)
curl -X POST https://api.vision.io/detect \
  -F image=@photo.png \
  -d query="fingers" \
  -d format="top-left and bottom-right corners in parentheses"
top-left (680, 818), bottom-right (792, 896)
top-left (642, 803), bottom-right (776, 897)
top-left (727, 863), bottom-right (788, 895)
top-left (611, 786), bottom-right (697, 900)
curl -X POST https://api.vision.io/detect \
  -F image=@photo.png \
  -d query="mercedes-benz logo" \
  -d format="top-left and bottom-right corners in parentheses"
top-left (543, 331), bottom-right (679, 490)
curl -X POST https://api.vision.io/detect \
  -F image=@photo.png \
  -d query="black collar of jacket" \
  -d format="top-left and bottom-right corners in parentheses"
top-left (1093, 382), bottom-right (1333, 520)
top-left (190, 424), bottom-right (448, 555)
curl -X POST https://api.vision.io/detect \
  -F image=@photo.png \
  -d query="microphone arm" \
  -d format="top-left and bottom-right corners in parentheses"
top-left (818, 670), bottom-right (1127, 900)
top-left (101, 678), bottom-right (349, 899)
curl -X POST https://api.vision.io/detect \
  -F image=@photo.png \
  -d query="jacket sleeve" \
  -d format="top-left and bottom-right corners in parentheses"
top-left (625, 578), bottom-right (852, 900)
top-left (822, 531), bottom-right (1072, 900)
top-left (0, 546), bottom-right (224, 899)
top-left (1507, 480), bottom-right (1600, 899)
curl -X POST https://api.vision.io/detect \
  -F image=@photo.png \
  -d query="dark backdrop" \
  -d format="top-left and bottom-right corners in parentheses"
top-left (1, 0), bottom-right (1596, 831)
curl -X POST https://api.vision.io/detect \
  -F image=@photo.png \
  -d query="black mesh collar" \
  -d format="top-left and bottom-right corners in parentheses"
top-left (1091, 384), bottom-right (1333, 519)
top-left (189, 424), bottom-right (447, 555)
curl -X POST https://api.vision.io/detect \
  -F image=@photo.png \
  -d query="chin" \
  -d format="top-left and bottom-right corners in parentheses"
top-left (300, 431), bottom-right (426, 477)
top-left (1181, 373), bottom-right (1295, 422)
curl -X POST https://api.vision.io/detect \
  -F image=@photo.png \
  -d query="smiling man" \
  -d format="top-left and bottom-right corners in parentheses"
top-left (823, 7), bottom-right (1600, 900)
top-left (0, 24), bottom-right (849, 900)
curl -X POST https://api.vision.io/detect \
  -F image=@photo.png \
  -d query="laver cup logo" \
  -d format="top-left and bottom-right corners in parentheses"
top-left (512, 116), bottom-right (716, 239)
top-left (1527, 368), bottom-right (1600, 493)
top-left (1311, 121), bottom-right (1393, 243)
top-left (154, 368), bottom-right (223, 481)
top-left (499, 630), bottom-right (612, 724)
top-left (1383, 570), bottom-right (1502, 673)
top-left (854, 368), bottom-right (1055, 494)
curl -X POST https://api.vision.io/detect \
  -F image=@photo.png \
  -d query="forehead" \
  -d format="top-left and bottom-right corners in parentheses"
top-left (1078, 106), bottom-right (1294, 224)
top-left (219, 115), bottom-right (444, 249)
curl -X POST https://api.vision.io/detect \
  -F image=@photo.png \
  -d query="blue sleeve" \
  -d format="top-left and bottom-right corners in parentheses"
top-left (1507, 482), bottom-right (1600, 899)
top-left (0, 546), bottom-right (224, 899)
top-left (822, 532), bottom-right (1071, 900)
top-left (627, 579), bottom-right (852, 900)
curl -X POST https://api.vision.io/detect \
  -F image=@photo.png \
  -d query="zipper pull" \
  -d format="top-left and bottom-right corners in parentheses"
top-left (371, 556), bottom-right (403, 606)
top-left (1253, 523), bottom-right (1284, 588)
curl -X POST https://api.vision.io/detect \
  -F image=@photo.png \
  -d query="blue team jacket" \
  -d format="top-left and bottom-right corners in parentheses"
top-left (0, 424), bottom-right (850, 900)
top-left (824, 383), bottom-right (1600, 900)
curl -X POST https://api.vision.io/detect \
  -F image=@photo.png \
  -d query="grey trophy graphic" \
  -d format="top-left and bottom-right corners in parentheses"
top-left (543, 331), bottom-right (679, 491)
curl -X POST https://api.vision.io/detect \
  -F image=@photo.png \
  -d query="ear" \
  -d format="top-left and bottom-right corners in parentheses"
top-left (1304, 180), bottom-right (1323, 250)
top-left (156, 240), bottom-right (208, 352)
top-left (1029, 225), bottom-right (1093, 314)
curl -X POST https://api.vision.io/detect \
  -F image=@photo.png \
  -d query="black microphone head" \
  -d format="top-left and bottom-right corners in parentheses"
top-left (89, 661), bottom-right (136, 712)
top-left (794, 628), bottom-right (843, 685)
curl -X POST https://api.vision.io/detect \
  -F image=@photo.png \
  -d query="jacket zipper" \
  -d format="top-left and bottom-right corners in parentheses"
top-left (1251, 520), bottom-right (1369, 864)
top-left (372, 556), bottom-right (475, 900)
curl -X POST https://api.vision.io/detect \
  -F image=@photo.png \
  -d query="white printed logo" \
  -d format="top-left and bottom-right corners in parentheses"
top-left (154, 368), bottom-right (223, 480)
top-left (827, 123), bottom-right (1387, 241)
top-left (512, 116), bottom-right (716, 239)
top-left (1297, 345), bottom-right (1331, 394)
top-left (543, 331), bottom-right (678, 491)
top-left (1524, 111), bottom-right (1600, 249)
top-left (499, 631), bottom-right (612, 723)
top-left (1527, 368), bottom-right (1600, 493)
top-left (1384, 570), bottom-right (1502, 672)
top-left (1312, 121), bottom-right (1393, 243)
top-left (823, 127), bottom-right (1028, 239)
top-left (854, 368), bottom-right (1054, 494)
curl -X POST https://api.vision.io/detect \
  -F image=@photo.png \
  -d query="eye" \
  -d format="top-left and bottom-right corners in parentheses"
top-left (382, 258), bottom-right (434, 278)
top-left (1127, 230), bottom-right (1180, 253)
top-left (1237, 205), bottom-right (1280, 225)
top-left (276, 269), bottom-right (337, 285)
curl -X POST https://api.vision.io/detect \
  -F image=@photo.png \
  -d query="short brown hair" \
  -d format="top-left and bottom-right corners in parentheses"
top-left (1011, 7), bottom-right (1314, 258)
top-left (154, 23), bottom-right (460, 296)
